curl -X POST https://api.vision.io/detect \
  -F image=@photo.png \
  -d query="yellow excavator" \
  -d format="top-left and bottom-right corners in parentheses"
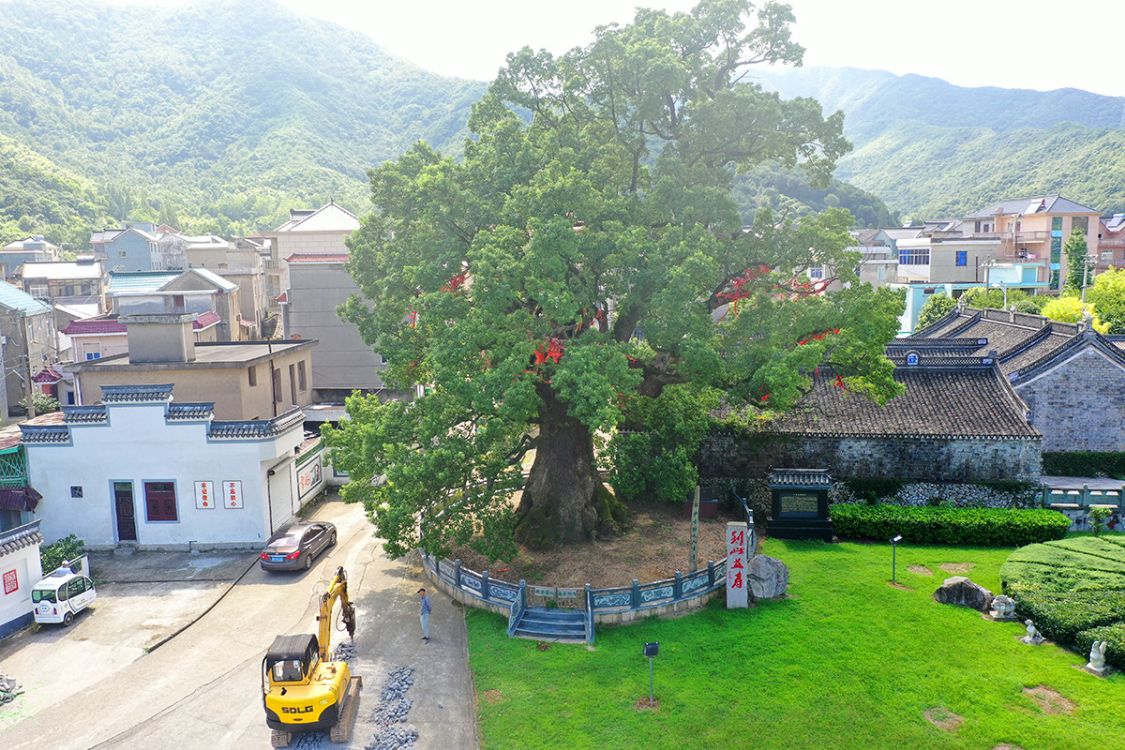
top-left (262, 566), bottom-right (362, 748)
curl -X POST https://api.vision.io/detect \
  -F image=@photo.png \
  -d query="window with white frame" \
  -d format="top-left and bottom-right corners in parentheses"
top-left (899, 248), bottom-right (930, 266)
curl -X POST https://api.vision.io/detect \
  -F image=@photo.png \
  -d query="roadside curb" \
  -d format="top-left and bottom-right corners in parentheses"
top-left (144, 556), bottom-right (259, 654)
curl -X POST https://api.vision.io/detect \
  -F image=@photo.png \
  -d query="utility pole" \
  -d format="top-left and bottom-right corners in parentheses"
top-left (1081, 253), bottom-right (1096, 303)
top-left (689, 485), bottom-right (700, 572)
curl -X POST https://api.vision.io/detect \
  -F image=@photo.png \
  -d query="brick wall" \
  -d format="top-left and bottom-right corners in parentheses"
top-left (698, 431), bottom-right (1042, 484)
top-left (1015, 347), bottom-right (1125, 452)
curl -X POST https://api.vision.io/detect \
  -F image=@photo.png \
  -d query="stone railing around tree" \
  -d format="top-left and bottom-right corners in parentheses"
top-left (420, 551), bottom-right (727, 632)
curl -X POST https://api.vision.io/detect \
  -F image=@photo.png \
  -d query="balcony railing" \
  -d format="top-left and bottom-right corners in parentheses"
top-left (0, 446), bottom-right (29, 488)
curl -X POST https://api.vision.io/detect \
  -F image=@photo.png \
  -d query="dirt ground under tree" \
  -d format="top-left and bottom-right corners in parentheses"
top-left (451, 501), bottom-right (741, 587)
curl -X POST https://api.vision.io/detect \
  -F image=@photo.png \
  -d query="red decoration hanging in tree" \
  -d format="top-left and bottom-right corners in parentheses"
top-left (441, 271), bottom-right (468, 293)
top-left (532, 337), bottom-right (565, 368)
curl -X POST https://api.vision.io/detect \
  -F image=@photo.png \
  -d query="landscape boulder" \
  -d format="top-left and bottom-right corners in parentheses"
top-left (748, 555), bottom-right (789, 600)
top-left (933, 576), bottom-right (993, 611)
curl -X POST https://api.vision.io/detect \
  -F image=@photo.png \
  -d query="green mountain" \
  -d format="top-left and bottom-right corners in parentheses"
top-left (0, 0), bottom-right (484, 244)
top-left (0, 0), bottom-right (897, 246)
top-left (754, 67), bottom-right (1125, 217)
top-left (0, 132), bottom-right (104, 245)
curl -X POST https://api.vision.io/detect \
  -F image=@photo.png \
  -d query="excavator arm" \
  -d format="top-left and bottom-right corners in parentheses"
top-left (317, 566), bottom-right (356, 661)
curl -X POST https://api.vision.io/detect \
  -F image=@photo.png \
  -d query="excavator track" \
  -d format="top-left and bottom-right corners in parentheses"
top-left (270, 729), bottom-right (293, 748)
top-left (328, 675), bottom-right (363, 743)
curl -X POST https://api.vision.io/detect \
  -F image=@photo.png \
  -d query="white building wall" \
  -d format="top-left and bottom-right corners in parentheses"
top-left (25, 404), bottom-right (302, 549)
top-left (0, 533), bottom-right (43, 638)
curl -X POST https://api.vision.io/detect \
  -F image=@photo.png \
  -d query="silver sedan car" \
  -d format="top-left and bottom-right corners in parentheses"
top-left (258, 522), bottom-right (337, 572)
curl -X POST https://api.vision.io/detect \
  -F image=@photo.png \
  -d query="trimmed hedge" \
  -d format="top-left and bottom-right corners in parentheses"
top-left (1076, 623), bottom-right (1125, 671)
top-left (1002, 536), bottom-right (1125, 668)
top-left (1042, 451), bottom-right (1125, 479)
top-left (1010, 586), bottom-right (1125, 644)
top-left (830, 504), bottom-right (1070, 546)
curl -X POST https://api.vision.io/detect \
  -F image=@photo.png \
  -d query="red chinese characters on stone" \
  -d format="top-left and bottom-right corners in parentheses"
top-left (731, 571), bottom-right (743, 589)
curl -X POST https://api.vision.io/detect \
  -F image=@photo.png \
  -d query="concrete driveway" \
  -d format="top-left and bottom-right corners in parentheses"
top-left (0, 499), bottom-right (478, 750)
top-left (0, 549), bottom-right (257, 730)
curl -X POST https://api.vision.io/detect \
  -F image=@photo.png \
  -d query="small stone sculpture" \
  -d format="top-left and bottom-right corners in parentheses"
top-left (1086, 640), bottom-right (1109, 676)
top-left (1020, 619), bottom-right (1045, 645)
top-left (989, 594), bottom-right (1016, 620)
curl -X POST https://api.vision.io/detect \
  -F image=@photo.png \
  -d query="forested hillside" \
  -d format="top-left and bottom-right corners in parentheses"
top-left (0, 0), bottom-right (484, 244)
top-left (755, 67), bottom-right (1125, 217)
top-left (0, 0), bottom-right (897, 247)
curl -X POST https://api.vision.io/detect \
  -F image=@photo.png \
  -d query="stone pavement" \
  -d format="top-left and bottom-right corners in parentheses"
top-left (0, 501), bottom-right (479, 749)
top-left (0, 549), bottom-right (256, 731)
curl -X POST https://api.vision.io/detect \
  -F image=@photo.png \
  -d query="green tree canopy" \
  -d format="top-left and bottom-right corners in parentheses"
top-left (1064, 230), bottom-right (1090, 292)
top-left (1040, 296), bottom-right (1109, 333)
top-left (1086, 268), bottom-right (1125, 334)
top-left (325, 0), bottom-right (903, 559)
top-left (916, 292), bottom-right (957, 331)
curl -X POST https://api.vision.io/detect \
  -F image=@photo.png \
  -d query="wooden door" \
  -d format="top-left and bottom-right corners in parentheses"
top-left (113, 482), bottom-right (137, 542)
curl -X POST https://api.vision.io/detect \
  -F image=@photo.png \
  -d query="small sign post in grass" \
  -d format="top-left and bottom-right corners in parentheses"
top-left (891, 534), bottom-right (903, 584)
top-left (643, 641), bottom-right (659, 706)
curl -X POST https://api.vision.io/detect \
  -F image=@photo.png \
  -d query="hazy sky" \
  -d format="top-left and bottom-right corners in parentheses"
top-left (104, 0), bottom-right (1123, 96)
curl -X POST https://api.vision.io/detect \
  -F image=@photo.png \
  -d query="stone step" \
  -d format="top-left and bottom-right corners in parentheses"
top-left (520, 607), bottom-right (585, 622)
top-left (513, 626), bottom-right (587, 643)
top-left (518, 617), bottom-right (586, 633)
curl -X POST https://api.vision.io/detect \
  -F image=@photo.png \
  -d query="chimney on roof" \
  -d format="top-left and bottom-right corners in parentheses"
top-left (120, 313), bottom-right (196, 364)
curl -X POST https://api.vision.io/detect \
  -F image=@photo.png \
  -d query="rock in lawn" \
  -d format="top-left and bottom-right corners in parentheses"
top-left (933, 576), bottom-right (993, 612)
top-left (748, 555), bottom-right (788, 600)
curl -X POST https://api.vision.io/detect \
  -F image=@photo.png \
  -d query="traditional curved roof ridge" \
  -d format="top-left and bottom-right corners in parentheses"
top-left (1008, 329), bottom-right (1125, 383)
top-left (100, 384), bottom-right (175, 403)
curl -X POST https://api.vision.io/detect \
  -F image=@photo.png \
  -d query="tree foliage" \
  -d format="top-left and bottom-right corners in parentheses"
top-left (324, 0), bottom-right (904, 559)
top-left (916, 292), bottom-right (957, 331)
top-left (1086, 268), bottom-right (1125, 334)
top-left (959, 286), bottom-right (1038, 311)
top-left (1064, 230), bottom-right (1090, 292)
top-left (1040, 296), bottom-right (1109, 333)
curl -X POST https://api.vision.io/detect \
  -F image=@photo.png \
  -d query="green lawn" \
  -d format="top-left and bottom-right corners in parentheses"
top-left (467, 539), bottom-right (1125, 749)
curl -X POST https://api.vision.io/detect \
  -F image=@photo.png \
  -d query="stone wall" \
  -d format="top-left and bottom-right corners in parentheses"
top-left (698, 431), bottom-right (1042, 484)
top-left (1015, 347), bottom-right (1125, 452)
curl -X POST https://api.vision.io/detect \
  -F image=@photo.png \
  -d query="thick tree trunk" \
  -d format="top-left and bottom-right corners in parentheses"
top-left (515, 386), bottom-right (628, 548)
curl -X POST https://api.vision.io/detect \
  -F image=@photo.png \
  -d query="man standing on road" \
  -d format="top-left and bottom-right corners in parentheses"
top-left (418, 588), bottom-right (431, 643)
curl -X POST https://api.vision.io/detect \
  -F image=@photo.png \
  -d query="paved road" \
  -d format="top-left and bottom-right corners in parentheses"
top-left (0, 500), bottom-right (478, 750)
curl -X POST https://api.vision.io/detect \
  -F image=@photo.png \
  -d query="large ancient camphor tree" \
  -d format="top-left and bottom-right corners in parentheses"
top-left (327, 0), bottom-right (903, 559)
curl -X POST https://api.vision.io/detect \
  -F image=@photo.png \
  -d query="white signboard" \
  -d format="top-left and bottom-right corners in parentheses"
top-left (222, 480), bottom-right (243, 509)
top-left (297, 455), bottom-right (324, 500)
top-left (726, 521), bottom-right (748, 608)
top-left (194, 480), bottom-right (216, 510)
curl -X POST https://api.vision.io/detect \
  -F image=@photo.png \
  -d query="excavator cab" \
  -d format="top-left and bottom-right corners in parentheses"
top-left (262, 567), bottom-right (361, 748)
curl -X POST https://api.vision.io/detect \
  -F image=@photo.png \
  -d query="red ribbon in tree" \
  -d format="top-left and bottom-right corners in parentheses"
top-left (441, 271), bottom-right (468, 293)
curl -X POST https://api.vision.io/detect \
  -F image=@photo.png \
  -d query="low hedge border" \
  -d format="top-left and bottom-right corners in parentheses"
top-left (1076, 623), bottom-right (1125, 671)
top-left (1009, 585), bottom-right (1125, 645)
top-left (1042, 451), bottom-right (1125, 479)
top-left (830, 504), bottom-right (1071, 546)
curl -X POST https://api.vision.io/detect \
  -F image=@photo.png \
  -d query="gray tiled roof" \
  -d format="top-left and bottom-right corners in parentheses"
top-left (0, 520), bottom-right (42, 558)
top-left (769, 366), bottom-right (1038, 439)
top-left (63, 405), bottom-right (109, 424)
top-left (100, 384), bottom-right (175, 403)
top-left (912, 308), bottom-right (1094, 378)
top-left (208, 409), bottom-right (303, 440)
top-left (965, 195), bottom-right (1099, 219)
top-left (19, 425), bottom-right (72, 444)
top-left (769, 468), bottom-right (831, 488)
top-left (166, 403), bottom-right (214, 421)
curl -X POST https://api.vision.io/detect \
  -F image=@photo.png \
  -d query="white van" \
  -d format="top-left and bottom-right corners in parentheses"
top-left (32, 568), bottom-right (97, 626)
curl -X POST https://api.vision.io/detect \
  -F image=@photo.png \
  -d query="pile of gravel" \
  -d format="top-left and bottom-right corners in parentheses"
top-left (0, 674), bottom-right (22, 705)
top-left (366, 666), bottom-right (418, 750)
top-left (332, 641), bottom-right (358, 663)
